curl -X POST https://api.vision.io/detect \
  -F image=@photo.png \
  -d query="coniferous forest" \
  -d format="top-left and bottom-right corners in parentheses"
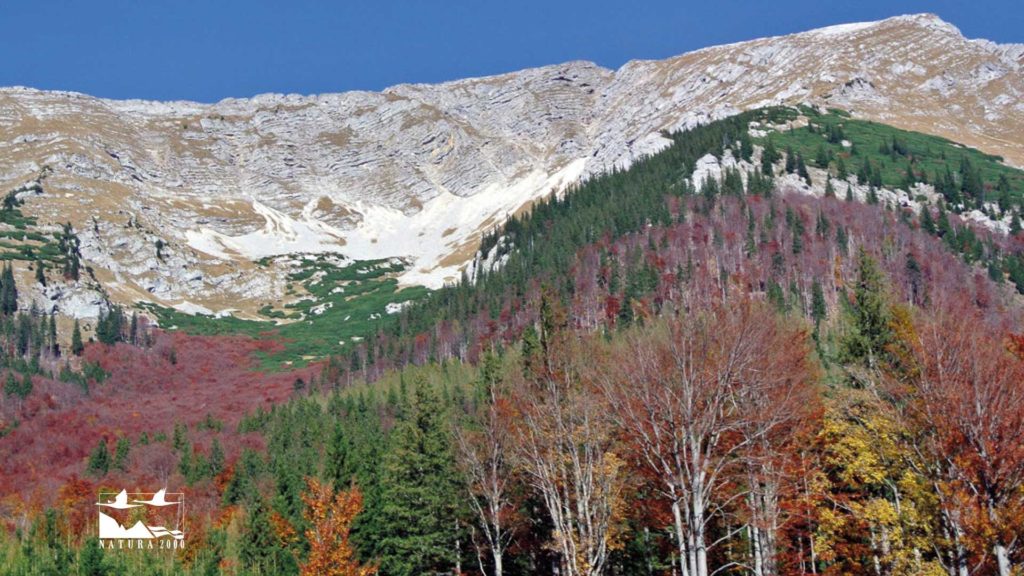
top-left (1, 108), bottom-right (1024, 575)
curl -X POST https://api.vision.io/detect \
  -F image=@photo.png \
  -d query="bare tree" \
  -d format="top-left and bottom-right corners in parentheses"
top-left (512, 330), bottom-right (626, 576)
top-left (454, 353), bottom-right (517, 576)
top-left (906, 303), bottom-right (1024, 576)
top-left (598, 300), bottom-right (816, 576)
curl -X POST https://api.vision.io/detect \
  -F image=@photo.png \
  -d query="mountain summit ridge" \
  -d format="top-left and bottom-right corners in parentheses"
top-left (0, 13), bottom-right (1020, 317)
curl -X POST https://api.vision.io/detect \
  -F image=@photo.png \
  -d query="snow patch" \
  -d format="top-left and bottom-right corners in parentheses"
top-left (184, 158), bottom-right (589, 289)
top-left (173, 301), bottom-right (214, 315)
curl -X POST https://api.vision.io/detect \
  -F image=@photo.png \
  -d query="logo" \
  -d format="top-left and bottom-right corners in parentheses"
top-left (96, 488), bottom-right (185, 550)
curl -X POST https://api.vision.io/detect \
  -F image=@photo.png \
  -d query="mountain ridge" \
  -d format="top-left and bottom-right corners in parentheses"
top-left (0, 12), bottom-right (1021, 321)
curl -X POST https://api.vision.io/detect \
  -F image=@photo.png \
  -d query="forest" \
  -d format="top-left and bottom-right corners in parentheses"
top-left (0, 108), bottom-right (1023, 575)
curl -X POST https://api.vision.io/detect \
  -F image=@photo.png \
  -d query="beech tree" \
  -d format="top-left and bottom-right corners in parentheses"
top-left (512, 298), bottom-right (626, 576)
top-left (599, 301), bottom-right (817, 576)
top-left (299, 478), bottom-right (376, 576)
top-left (454, 352), bottom-right (517, 576)
top-left (906, 304), bottom-right (1024, 576)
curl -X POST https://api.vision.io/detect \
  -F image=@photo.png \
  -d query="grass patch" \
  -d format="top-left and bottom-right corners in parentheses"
top-left (757, 108), bottom-right (1024, 205)
top-left (141, 256), bottom-right (429, 369)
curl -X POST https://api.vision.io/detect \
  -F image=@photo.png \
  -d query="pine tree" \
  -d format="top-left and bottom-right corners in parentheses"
top-left (797, 155), bottom-right (811, 185)
top-left (824, 176), bottom-right (836, 198)
top-left (1, 264), bottom-right (18, 316)
top-left (35, 261), bottom-right (46, 286)
top-left (87, 438), bottom-right (110, 477)
top-left (376, 382), bottom-right (462, 576)
top-left (78, 537), bottom-right (106, 576)
top-left (842, 250), bottom-right (893, 369)
top-left (811, 280), bottom-right (827, 338)
top-left (71, 319), bottom-right (84, 356)
top-left (113, 437), bottom-right (131, 472)
top-left (209, 437), bottom-right (225, 476)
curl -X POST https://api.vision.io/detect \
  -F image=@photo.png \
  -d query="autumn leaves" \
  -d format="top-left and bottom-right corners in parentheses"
top-left (457, 296), bottom-right (818, 576)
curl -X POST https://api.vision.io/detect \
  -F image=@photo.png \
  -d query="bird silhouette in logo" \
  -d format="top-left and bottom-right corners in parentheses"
top-left (132, 488), bottom-right (179, 507)
top-left (96, 489), bottom-right (142, 509)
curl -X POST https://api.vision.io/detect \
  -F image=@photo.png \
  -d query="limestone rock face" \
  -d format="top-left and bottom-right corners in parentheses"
top-left (0, 14), bottom-right (1020, 316)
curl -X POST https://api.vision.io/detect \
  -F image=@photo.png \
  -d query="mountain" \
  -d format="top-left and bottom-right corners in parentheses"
top-left (0, 13), bottom-right (1021, 321)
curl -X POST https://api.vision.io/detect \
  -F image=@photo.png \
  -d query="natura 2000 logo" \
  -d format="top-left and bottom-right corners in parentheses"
top-left (96, 488), bottom-right (185, 550)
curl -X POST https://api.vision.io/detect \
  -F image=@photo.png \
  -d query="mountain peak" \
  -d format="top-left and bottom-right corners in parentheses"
top-left (882, 12), bottom-right (963, 35)
top-left (0, 16), bottom-right (1020, 317)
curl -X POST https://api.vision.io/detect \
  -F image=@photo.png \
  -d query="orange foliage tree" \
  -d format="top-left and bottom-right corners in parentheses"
top-left (907, 303), bottom-right (1024, 576)
top-left (598, 299), bottom-right (819, 576)
top-left (299, 478), bottom-right (376, 576)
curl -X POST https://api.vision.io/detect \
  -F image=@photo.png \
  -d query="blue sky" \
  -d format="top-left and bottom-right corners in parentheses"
top-left (1, 1), bottom-right (1020, 102)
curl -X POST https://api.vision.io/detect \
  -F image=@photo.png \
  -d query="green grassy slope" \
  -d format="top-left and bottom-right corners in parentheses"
top-left (141, 256), bottom-right (428, 368)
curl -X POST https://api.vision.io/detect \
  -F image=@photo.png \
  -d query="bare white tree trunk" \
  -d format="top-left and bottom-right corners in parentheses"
top-left (515, 360), bottom-right (623, 576)
top-left (671, 499), bottom-right (691, 576)
top-left (994, 543), bottom-right (1011, 576)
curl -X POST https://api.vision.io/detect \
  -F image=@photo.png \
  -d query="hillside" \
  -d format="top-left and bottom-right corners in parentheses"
top-left (1, 108), bottom-right (1021, 575)
top-left (0, 13), bottom-right (1021, 325)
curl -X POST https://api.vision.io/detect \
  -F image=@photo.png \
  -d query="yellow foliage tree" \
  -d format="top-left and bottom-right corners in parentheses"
top-left (815, 390), bottom-right (945, 576)
top-left (300, 478), bottom-right (377, 576)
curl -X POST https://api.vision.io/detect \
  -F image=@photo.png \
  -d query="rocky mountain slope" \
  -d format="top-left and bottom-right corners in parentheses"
top-left (0, 13), bottom-right (1021, 320)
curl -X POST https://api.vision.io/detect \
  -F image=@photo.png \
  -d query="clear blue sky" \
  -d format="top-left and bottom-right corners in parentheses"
top-left (1, 0), bottom-right (1020, 103)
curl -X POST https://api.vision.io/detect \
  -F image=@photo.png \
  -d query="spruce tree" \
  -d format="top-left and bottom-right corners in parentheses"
top-left (824, 176), bottom-right (836, 198)
top-left (3, 372), bottom-right (17, 398)
top-left (113, 437), bottom-right (131, 472)
top-left (376, 382), bottom-right (462, 576)
top-left (842, 250), bottom-right (893, 369)
top-left (761, 139), bottom-right (778, 175)
top-left (815, 144), bottom-right (829, 168)
top-left (241, 496), bottom-right (296, 574)
top-left (87, 439), bottom-right (110, 477)
top-left (58, 222), bottom-right (82, 281)
top-left (209, 437), bottom-right (225, 476)
top-left (811, 280), bottom-right (827, 338)
top-left (48, 314), bottom-right (57, 356)
top-left (71, 319), bottom-right (84, 356)
top-left (78, 537), bottom-right (106, 576)
top-left (797, 155), bottom-right (811, 185)
top-left (1, 264), bottom-right (17, 316)
top-left (18, 373), bottom-right (32, 400)
top-left (920, 205), bottom-right (936, 234)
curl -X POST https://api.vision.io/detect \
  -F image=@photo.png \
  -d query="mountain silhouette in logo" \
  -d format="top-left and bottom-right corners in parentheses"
top-left (98, 512), bottom-right (155, 539)
top-left (147, 526), bottom-right (185, 540)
